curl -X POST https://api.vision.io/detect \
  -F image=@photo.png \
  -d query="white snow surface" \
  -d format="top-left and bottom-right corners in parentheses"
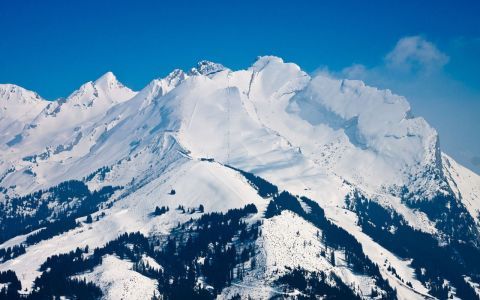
top-left (222, 210), bottom-right (431, 300)
top-left (443, 153), bottom-right (480, 227)
top-left (0, 158), bottom-right (266, 291)
top-left (0, 84), bottom-right (48, 147)
top-left (75, 255), bottom-right (158, 300)
top-left (0, 56), bottom-right (447, 201)
top-left (221, 210), bottom-right (378, 299)
top-left (0, 56), bottom-right (478, 299)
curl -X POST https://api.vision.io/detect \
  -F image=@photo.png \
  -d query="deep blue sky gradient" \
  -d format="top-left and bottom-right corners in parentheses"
top-left (1, 0), bottom-right (479, 172)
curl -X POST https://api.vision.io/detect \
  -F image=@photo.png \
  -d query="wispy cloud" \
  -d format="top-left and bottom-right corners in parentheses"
top-left (341, 35), bottom-right (450, 80)
top-left (384, 36), bottom-right (449, 73)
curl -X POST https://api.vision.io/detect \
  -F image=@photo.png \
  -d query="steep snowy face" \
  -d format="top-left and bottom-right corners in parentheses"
top-left (189, 60), bottom-right (226, 76)
top-left (0, 84), bottom-right (48, 146)
top-left (0, 57), bottom-right (448, 202)
top-left (1, 56), bottom-right (479, 300)
top-left (286, 74), bottom-right (444, 198)
top-left (38, 71), bottom-right (136, 120)
top-left (254, 57), bottom-right (444, 198)
top-left (0, 84), bottom-right (46, 118)
top-left (4, 72), bottom-right (137, 154)
top-left (91, 71), bottom-right (136, 103)
top-left (137, 69), bottom-right (188, 108)
top-left (443, 153), bottom-right (480, 226)
top-left (173, 56), bottom-right (445, 199)
top-left (0, 73), bottom-right (138, 197)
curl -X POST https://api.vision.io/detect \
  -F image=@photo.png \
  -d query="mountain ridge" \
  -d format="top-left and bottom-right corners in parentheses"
top-left (0, 56), bottom-right (479, 300)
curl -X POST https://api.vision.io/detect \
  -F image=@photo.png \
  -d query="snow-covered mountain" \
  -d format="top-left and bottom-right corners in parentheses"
top-left (0, 57), bottom-right (479, 300)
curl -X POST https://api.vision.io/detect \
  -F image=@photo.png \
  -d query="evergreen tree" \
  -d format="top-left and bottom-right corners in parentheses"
top-left (250, 257), bottom-right (256, 270)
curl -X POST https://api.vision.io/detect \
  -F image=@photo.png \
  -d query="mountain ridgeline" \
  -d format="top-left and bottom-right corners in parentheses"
top-left (0, 57), bottom-right (479, 299)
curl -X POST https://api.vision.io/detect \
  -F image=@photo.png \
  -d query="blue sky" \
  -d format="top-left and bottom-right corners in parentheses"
top-left (1, 0), bottom-right (479, 173)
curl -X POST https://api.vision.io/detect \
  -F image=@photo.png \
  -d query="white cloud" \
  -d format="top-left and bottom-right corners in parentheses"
top-left (384, 36), bottom-right (449, 73)
top-left (341, 63), bottom-right (368, 80)
top-left (339, 36), bottom-right (450, 82)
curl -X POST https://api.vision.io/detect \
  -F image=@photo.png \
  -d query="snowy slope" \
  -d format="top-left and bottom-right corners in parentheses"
top-left (443, 153), bottom-right (480, 227)
top-left (0, 56), bottom-right (479, 299)
top-left (0, 56), bottom-right (447, 203)
top-left (222, 210), bottom-right (431, 300)
top-left (0, 158), bottom-right (267, 291)
top-left (75, 255), bottom-right (158, 300)
top-left (222, 210), bottom-right (378, 299)
top-left (0, 73), bottom-right (137, 198)
top-left (0, 84), bottom-right (48, 146)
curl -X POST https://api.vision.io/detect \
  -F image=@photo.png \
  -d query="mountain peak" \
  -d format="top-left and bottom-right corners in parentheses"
top-left (0, 83), bottom-right (44, 104)
top-left (251, 55), bottom-right (285, 71)
top-left (137, 69), bottom-right (188, 107)
top-left (189, 60), bottom-right (226, 76)
top-left (94, 71), bottom-right (122, 89)
top-left (0, 84), bottom-right (47, 125)
top-left (164, 69), bottom-right (187, 84)
top-left (64, 72), bottom-right (136, 107)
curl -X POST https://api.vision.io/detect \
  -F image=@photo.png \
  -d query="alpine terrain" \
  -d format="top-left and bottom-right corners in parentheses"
top-left (0, 56), bottom-right (479, 300)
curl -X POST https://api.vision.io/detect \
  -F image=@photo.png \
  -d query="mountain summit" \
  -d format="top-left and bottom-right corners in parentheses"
top-left (190, 60), bottom-right (226, 76)
top-left (0, 57), bottom-right (479, 300)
